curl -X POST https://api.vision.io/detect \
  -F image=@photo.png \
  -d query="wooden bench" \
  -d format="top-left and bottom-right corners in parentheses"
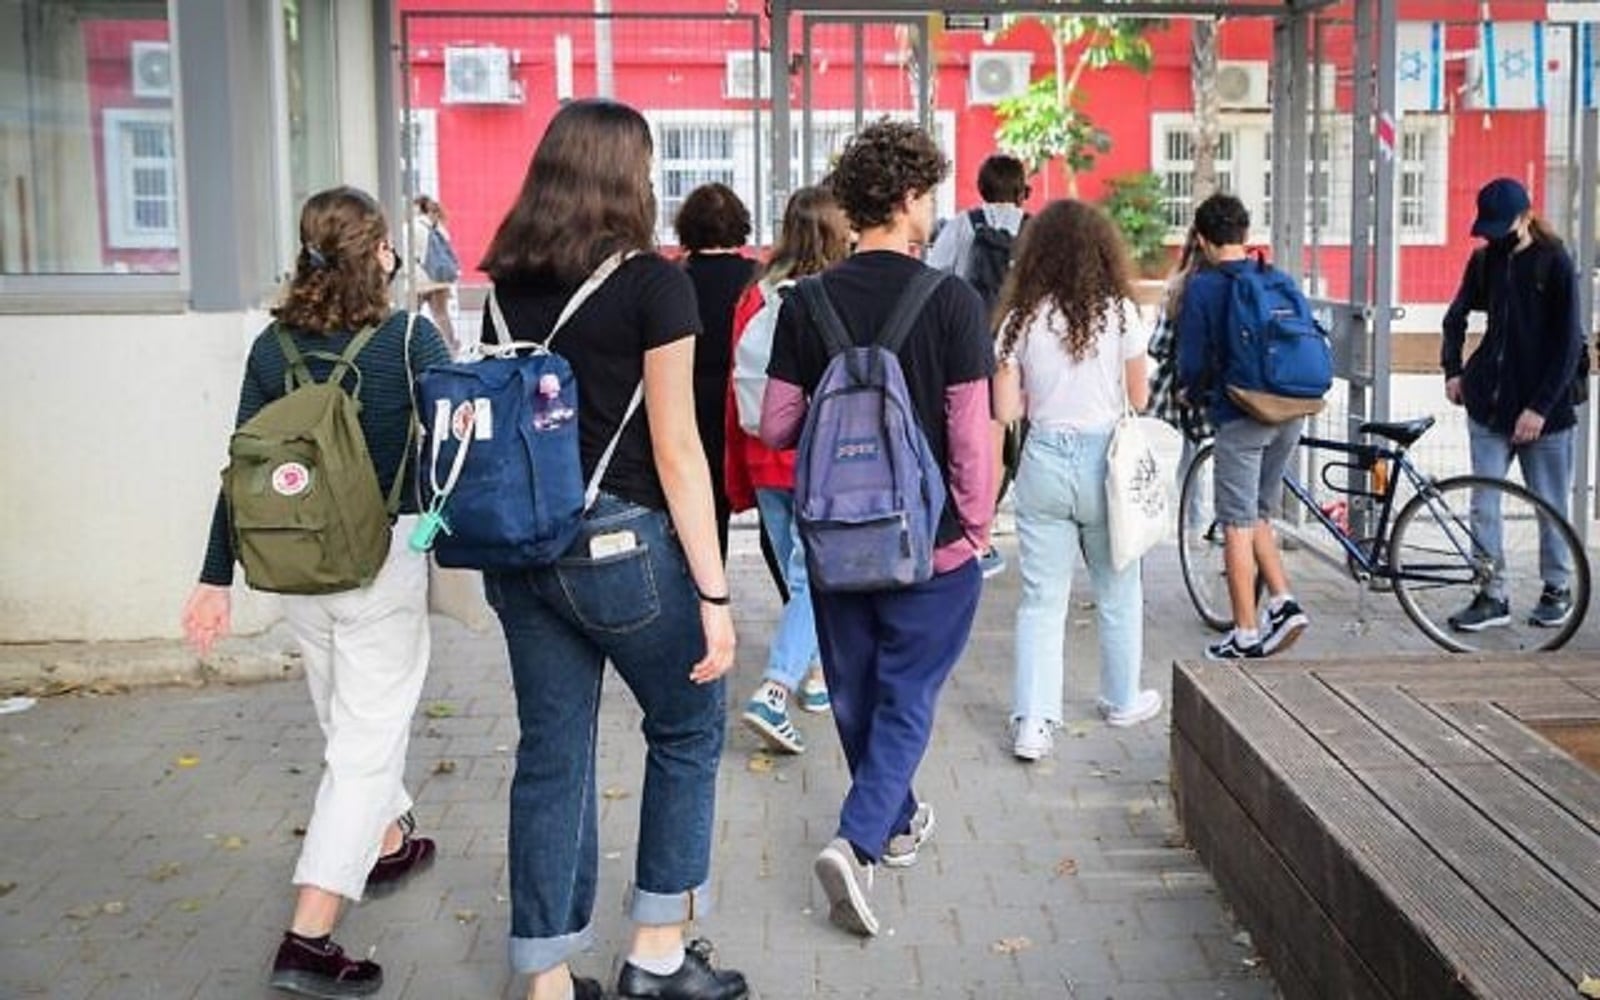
top-left (1171, 655), bottom-right (1600, 999)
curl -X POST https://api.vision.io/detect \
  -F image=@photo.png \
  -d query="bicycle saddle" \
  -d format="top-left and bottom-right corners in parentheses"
top-left (1357, 415), bottom-right (1435, 446)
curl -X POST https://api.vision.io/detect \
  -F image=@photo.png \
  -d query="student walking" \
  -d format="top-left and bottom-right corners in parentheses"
top-left (677, 183), bottom-right (758, 561)
top-left (182, 186), bottom-right (450, 998)
top-left (1175, 193), bottom-right (1312, 661)
top-left (1441, 177), bottom-right (1588, 631)
top-left (477, 100), bottom-right (747, 1000)
top-left (411, 195), bottom-right (460, 354)
top-left (762, 119), bottom-right (994, 937)
top-left (724, 185), bottom-right (851, 755)
top-left (992, 200), bottom-right (1163, 762)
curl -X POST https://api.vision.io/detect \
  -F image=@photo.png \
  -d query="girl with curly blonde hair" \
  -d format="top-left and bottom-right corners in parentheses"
top-left (992, 199), bottom-right (1162, 763)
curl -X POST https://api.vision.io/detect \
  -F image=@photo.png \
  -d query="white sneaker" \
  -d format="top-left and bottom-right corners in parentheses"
top-left (1011, 716), bottom-right (1053, 761)
top-left (1098, 690), bottom-right (1163, 728)
top-left (814, 838), bottom-right (878, 936)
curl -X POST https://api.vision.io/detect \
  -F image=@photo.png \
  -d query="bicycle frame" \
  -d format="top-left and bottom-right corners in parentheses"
top-left (1279, 434), bottom-right (1425, 581)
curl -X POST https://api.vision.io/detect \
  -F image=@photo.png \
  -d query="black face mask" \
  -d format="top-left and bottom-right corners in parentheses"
top-left (1490, 232), bottom-right (1520, 252)
top-left (387, 253), bottom-right (402, 284)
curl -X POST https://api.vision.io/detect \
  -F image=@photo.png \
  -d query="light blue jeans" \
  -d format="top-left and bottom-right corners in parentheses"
top-left (1467, 419), bottom-right (1576, 598)
top-left (754, 488), bottom-right (819, 691)
top-left (1012, 427), bottom-right (1146, 721)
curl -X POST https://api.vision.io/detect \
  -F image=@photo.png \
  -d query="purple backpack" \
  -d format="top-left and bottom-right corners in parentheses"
top-left (793, 269), bottom-right (949, 592)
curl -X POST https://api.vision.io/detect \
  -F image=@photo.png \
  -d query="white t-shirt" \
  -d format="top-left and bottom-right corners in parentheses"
top-left (1001, 297), bottom-right (1149, 432)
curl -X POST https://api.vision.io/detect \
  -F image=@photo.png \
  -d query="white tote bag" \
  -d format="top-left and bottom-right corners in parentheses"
top-left (1105, 401), bottom-right (1184, 572)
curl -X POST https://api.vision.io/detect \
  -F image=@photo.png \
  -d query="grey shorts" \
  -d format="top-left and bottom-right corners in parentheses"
top-left (1212, 417), bottom-right (1303, 528)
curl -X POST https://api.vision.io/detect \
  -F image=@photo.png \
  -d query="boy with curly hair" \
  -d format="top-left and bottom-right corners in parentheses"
top-left (761, 119), bottom-right (995, 937)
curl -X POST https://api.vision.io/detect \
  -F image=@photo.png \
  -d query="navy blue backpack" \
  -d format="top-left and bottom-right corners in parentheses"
top-left (411, 253), bottom-right (640, 570)
top-left (1220, 259), bottom-right (1333, 424)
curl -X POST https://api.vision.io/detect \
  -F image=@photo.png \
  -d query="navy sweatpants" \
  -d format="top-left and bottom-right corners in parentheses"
top-left (811, 558), bottom-right (982, 861)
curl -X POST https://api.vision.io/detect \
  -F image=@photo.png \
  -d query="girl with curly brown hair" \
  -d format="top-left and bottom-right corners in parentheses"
top-left (992, 199), bottom-right (1161, 763)
top-left (182, 185), bottom-right (452, 997)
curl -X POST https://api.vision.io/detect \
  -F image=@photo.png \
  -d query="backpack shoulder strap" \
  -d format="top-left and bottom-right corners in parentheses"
top-left (876, 268), bottom-right (947, 355)
top-left (796, 275), bottom-right (855, 358)
top-left (326, 324), bottom-right (380, 398)
top-left (544, 250), bottom-right (633, 350)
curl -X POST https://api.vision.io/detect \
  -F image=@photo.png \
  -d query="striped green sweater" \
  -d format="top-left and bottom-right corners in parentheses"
top-left (199, 310), bottom-right (451, 586)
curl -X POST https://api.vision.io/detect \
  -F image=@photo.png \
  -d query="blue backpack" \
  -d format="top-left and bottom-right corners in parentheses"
top-left (422, 224), bottom-right (460, 283)
top-left (1219, 259), bottom-right (1333, 423)
top-left (792, 269), bottom-right (949, 592)
top-left (410, 253), bottom-right (639, 570)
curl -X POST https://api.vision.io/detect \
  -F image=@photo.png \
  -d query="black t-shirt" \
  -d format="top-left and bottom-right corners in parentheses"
top-left (683, 252), bottom-right (757, 495)
top-left (765, 250), bottom-right (993, 544)
top-left (483, 253), bottom-right (702, 512)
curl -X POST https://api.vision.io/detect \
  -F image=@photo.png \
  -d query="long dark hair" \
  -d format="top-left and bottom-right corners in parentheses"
top-left (480, 99), bottom-right (656, 284)
top-left (1163, 225), bottom-right (1205, 321)
top-left (760, 185), bottom-right (851, 284)
top-left (996, 199), bottom-right (1133, 362)
top-left (273, 186), bottom-right (392, 334)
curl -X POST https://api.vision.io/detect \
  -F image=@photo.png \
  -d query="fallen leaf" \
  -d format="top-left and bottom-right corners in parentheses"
top-left (101, 901), bottom-right (125, 916)
top-left (0, 881), bottom-right (14, 897)
top-left (423, 702), bottom-right (456, 719)
top-left (747, 754), bottom-right (774, 774)
top-left (147, 863), bottom-right (182, 883)
top-left (991, 936), bottom-right (1033, 955)
top-left (175, 754), bottom-right (201, 768)
top-left (220, 836), bottom-right (245, 850)
top-left (454, 909), bottom-right (478, 924)
top-left (432, 760), bottom-right (458, 776)
top-left (177, 898), bottom-right (205, 913)
top-left (1053, 857), bottom-right (1079, 877)
top-left (1579, 975), bottom-right (1600, 999)
top-left (601, 786), bottom-right (630, 800)
top-left (65, 904), bottom-right (98, 920)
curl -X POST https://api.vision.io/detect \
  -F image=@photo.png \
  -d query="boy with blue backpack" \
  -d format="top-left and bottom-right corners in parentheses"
top-left (761, 119), bottom-right (995, 938)
top-left (1177, 193), bottom-right (1329, 660)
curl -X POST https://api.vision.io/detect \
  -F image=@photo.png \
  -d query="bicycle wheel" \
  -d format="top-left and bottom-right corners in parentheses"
top-left (1390, 475), bottom-right (1591, 653)
top-left (1177, 442), bottom-right (1234, 631)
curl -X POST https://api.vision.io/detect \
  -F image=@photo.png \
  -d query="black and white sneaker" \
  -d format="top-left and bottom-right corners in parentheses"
top-left (1447, 592), bottom-right (1511, 632)
top-left (1205, 632), bottom-right (1265, 661)
top-left (1260, 599), bottom-right (1309, 656)
top-left (1528, 585), bottom-right (1573, 628)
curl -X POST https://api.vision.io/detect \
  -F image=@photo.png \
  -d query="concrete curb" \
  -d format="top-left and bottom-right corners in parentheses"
top-left (0, 624), bottom-right (302, 695)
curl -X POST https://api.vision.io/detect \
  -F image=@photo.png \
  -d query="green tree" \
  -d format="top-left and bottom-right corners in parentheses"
top-left (993, 15), bottom-right (1156, 197)
top-left (1099, 171), bottom-right (1169, 277)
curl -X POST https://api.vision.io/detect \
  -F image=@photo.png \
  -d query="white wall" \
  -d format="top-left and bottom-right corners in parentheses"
top-left (0, 311), bottom-right (284, 642)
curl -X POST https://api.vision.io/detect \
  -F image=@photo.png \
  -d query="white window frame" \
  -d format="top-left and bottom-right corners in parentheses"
top-left (1152, 111), bottom-right (1448, 247)
top-left (402, 108), bottom-right (440, 204)
top-left (102, 108), bottom-right (180, 250)
top-left (646, 109), bottom-right (958, 246)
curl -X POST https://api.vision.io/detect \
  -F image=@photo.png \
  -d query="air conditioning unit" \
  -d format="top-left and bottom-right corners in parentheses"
top-left (724, 50), bottom-right (772, 101)
top-left (969, 51), bottom-right (1032, 105)
top-left (443, 46), bottom-right (521, 105)
top-left (131, 41), bottom-right (172, 100)
top-left (1214, 60), bottom-right (1270, 109)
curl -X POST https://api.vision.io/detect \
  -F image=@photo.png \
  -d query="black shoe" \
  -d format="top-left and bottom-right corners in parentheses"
top-left (1204, 631), bottom-right (1265, 661)
top-left (617, 939), bottom-right (748, 1000)
top-left (1528, 585), bottom-right (1573, 628)
top-left (573, 976), bottom-right (604, 1000)
top-left (268, 932), bottom-right (382, 998)
top-left (365, 811), bottom-right (436, 899)
top-left (1448, 592), bottom-right (1511, 632)
top-left (1260, 599), bottom-right (1309, 656)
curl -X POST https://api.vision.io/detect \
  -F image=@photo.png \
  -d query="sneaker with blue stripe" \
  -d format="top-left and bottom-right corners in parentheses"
top-left (741, 683), bottom-right (805, 755)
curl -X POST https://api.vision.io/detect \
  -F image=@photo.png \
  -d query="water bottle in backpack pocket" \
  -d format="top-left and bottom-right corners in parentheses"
top-left (1221, 260), bottom-right (1333, 424)
top-left (411, 253), bottom-right (640, 570)
top-left (792, 269), bottom-right (949, 592)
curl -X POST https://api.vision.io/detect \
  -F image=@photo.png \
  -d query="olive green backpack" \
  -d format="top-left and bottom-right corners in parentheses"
top-left (222, 323), bottom-right (408, 594)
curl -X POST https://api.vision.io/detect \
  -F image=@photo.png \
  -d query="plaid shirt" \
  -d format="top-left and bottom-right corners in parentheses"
top-left (1146, 305), bottom-right (1214, 443)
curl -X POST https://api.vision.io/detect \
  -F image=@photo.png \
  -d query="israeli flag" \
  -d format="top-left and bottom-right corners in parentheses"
top-left (1396, 22), bottom-right (1444, 111)
top-left (1479, 21), bottom-right (1548, 109)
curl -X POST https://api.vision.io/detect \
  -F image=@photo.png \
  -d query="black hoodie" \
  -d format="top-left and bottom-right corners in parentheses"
top-left (1440, 237), bottom-right (1586, 436)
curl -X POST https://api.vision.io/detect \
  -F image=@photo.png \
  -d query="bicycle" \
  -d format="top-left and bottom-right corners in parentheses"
top-left (1176, 414), bottom-right (1591, 653)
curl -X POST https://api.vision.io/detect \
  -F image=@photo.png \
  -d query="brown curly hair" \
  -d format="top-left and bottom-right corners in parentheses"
top-left (996, 199), bottom-right (1134, 363)
top-left (828, 118), bottom-right (948, 231)
top-left (273, 186), bottom-right (393, 334)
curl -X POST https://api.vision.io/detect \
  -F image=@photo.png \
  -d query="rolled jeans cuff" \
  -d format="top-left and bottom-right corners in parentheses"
top-left (628, 879), bottom-right (713, 926)
top-left (509, 922), bottom-right (595, 975)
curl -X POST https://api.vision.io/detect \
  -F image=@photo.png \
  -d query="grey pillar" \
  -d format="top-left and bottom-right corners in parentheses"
top-left (771, 0), bottom-right (792, 225)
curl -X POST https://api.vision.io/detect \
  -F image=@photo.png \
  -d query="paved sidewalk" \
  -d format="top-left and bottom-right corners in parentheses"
top-left (3, 529), bottom-right (1595, 1000)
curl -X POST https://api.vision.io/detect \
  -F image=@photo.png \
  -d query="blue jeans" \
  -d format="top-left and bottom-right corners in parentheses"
top-left (811, 559), bottom-right (981, 862)
top-left (483, 495), bottom-right (725, 974)
top-left (1467, 419), bottom-right (1576, 597)
top-left (754, 488), bottom-right (820, 691)
top-left (1012, 427), bottom-right (1145, 720)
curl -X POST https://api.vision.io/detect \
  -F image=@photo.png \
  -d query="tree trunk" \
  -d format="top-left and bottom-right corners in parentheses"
top-left (1191, 17), bottom-right (1220, 205)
